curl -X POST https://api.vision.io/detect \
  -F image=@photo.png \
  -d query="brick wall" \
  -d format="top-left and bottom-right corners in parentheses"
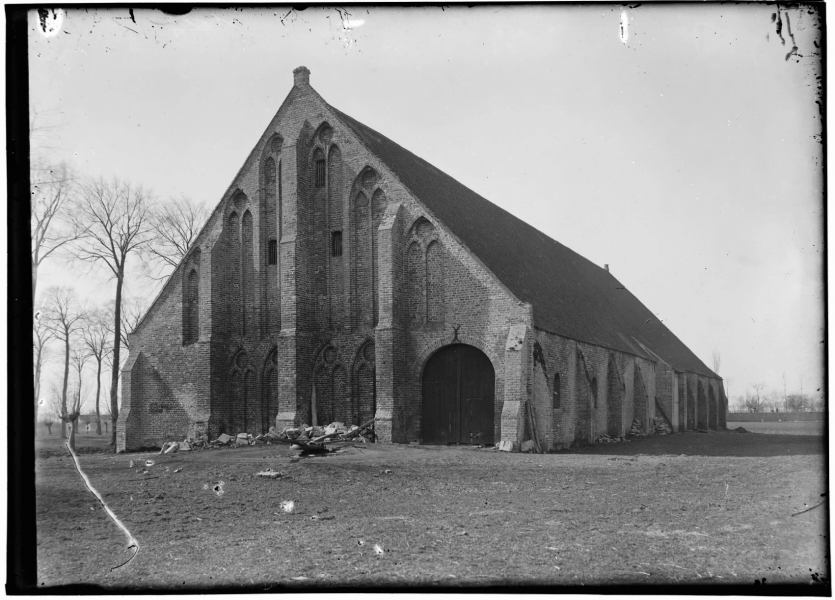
top-left (120, 72), bottom-right (725, 451)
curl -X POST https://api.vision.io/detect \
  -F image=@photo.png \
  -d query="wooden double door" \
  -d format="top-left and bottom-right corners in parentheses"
top-left (421, 344), bottom-right (495, 445)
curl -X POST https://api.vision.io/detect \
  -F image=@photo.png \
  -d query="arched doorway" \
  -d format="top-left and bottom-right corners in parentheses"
top-left (421, 344), bottom-right (495, 445)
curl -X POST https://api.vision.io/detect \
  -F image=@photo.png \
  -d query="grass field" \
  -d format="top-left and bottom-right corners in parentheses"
top-left (726, 421), bottom-right (826, 436)
top-left (35, 429), bottom-right (829, 590)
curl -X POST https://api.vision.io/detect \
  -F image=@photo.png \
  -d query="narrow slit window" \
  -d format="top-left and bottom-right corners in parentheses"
top-left (552, 373), bottom-right (561, 410)
top-left (315, 159), bottom-right (326, 188)
top-left (591, 378), bottom-right (598, 409)
top-left (268, 239), bottom-right (277, 265)
top-left (331, 231), bottom-right (343, 257)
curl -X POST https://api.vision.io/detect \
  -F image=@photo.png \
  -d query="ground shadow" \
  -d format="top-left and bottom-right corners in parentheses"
top-left (563, 431), bottom-right (826, 457)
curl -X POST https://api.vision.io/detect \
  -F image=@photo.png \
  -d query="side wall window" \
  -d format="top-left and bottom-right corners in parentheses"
top-left (552, 373), bottom-right (561, 410)
top-left (591, 377), bottom-right (598, 408)
top-left (268, 239), bottom-right (277, 265)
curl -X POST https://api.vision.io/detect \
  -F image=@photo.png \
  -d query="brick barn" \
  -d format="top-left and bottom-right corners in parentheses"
top-left (116, 67), bottom-right (725, 452)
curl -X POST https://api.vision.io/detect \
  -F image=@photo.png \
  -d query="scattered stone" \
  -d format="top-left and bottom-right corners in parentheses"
top-left (497, 440), bottom-right (514, 452)
top-left (164, 442), bottom-right (180, 454)
top-left (216, 433), bottom-right (232, 445)
top-left (280, 500), bottom-right (295, 513)
top-left (652, 417), bottom-right (672, 435)
top-left (256, 469), bottom-right (285, 479)
top-left (520, 440), bottom-right (536, 453)
top-left (145, 459), bottom-right (155, 467)
top-left (180, 441), bottom-right (191, 451)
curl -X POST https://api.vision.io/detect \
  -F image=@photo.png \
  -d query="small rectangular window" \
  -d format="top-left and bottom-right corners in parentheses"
top-left (268, 239), bottom-right (277, 265)
top-left (315, 159), bottom-right (326, 188)
top-left (331, 231), bottom-right (343, 257)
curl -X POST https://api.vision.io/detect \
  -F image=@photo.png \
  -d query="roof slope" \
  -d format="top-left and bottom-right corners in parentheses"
top-left (329, 105), bottom-right (717, 378)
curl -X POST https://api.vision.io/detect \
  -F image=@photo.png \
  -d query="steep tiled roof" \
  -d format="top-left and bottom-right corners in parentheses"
top-left (329, 105), bottom-right (717, 378)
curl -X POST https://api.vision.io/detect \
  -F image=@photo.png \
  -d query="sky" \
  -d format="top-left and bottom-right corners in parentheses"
top-left (29, 5), bottom-right (825, 407)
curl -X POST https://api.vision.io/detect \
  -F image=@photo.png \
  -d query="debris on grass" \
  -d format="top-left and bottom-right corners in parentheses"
top-left (174, 468), bottom-right (182, 473)
top-left (162, 442), bottom-right (179, 455)
top-left (268, 418), bottom-right (377, 454)
top-left (145, 460), bottom-right (155, 468)
top-left (280, 500), bottom-right (295, 513)
top-left (374, 544), bottom-right (384, 554)
top-left (256, 469), bottom-right (285, 479)
top-left (310, 515), bottom-right (334, 521)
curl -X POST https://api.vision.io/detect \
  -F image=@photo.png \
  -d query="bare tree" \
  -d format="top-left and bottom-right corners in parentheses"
top-left (43, 286), bottom-right (87, 439)
top-left (82, 307), bottom-right (113, 435)
top-left (69, 177), bottom-right (154, 447)
top-left (68, 345), bottom-right (91, 450)
top-left (31, 161), bottom-right (79, 301)
top-left (107, 296), bottom-right (148, 351)
top-left (100, 296), bottom-right (147, 417)
top-left (40, 413), bottom-right (55, 436)
top-left (33, 308), bottom-right (55, 410)
top-left (43, 383), bottom-right (66, 436)
top-left (782, 372), bottom-right (788, 410)
top-left (786, 393), bottom-right (810, 412)
top-left (140, 194), bottom-right (209, 281)
top-left (711, 349), bottom-right (721, 374)
top-left (745, 382), bottom-right (767, 413)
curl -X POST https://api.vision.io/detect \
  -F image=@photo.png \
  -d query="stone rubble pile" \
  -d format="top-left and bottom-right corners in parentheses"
top-left (629, 418), bottom-right (647, 437)
top-left (594, 433), bottom-right (629, 444)
top-left (652, 416), bottom-right (672, 435)
top-left (157, 418), bottom-right (377, 455)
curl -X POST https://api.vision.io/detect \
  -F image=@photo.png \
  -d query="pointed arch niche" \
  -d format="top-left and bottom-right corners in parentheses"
top-left (352, 339), bottom-right (376, 428)
top-left (349, 166), bottom-right (388, 331)
top-left (228, 349), bottom-right (258, 434)
top-left (182, 248), bottom-right (201, 345)
top-left (405, 216), bottom-right (445, 326)
top-left (260, 132), bottom-right (283, 336)
top-left (261, 347), bottom-right (279, 433)
top-left (312, 343), bottom-right (349, 426)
